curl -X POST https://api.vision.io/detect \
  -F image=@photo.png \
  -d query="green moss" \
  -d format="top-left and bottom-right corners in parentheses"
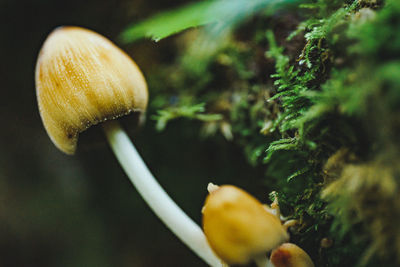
top-left (127, 0), bottom-right (400, 265)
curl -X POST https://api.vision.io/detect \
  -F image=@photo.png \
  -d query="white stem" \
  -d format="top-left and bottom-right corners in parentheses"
top-left (102, 121), bottom-right (221, 267)
top-left (265, 258), bottom-right (276, 267)
top-left (254, 255), bottom-right (270, 267)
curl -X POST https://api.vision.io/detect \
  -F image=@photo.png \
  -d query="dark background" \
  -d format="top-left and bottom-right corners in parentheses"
top-left (0, 1), bottom-right (264, 266)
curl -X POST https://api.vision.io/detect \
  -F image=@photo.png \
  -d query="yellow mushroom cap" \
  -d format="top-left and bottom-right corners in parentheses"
top-left (202, 185), bottom-right (289, 265)
top-left (35, 26), bottom-right (148, 154)
top-left (270, 243), bottom-right (314, 267)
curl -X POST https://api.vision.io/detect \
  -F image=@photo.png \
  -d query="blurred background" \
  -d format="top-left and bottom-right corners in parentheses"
top-left (0, 0), bottom-right (264, 266)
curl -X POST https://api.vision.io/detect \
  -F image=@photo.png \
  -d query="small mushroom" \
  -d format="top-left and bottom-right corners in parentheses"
top-left (270, 243), bottom-right (314, 267)
top-left (35, 26), bottom-right (220, 267)
top-left (202, 184), bottom-right (289, 266)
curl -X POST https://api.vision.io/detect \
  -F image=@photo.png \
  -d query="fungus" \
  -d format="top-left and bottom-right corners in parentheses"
top-left (35, 26), bottom-right (220, 267)
top-left (270, 243), bottom-right (314, 267)
top-left (202, 184), bottom-right (289, 266)
top-left (35, 26), bottom-right (148, 154)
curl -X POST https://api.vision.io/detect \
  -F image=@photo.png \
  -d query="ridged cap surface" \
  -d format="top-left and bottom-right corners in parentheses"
top-left (35, 26), bottom-right (148, 154)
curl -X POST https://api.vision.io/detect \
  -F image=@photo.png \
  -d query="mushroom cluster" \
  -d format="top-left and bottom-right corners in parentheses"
top-left (35, 26), bottom-right (314, 267)
top-left (202, 184), bottom-right (314, 267)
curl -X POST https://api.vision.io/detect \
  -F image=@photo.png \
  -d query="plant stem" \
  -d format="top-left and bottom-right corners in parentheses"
top-left (102, 120), bottom-right (221, 267)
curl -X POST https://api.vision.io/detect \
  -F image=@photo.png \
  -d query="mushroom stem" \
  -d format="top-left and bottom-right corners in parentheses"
top-left (254, 255), bottom-right (269, 267)
top-left (102, 120), bottom-right (221, 267)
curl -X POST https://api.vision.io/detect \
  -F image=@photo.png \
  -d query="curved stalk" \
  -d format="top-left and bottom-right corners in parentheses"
top-left (102, 120), bottom-right (221, 267)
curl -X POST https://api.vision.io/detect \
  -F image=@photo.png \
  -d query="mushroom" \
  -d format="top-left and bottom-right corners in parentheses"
top-left (35, 26), bottom-right (220, 267)
top-left (202, 184), bottom-right (289, 266)
top-left (269, 243), bottom-right (314, 267)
